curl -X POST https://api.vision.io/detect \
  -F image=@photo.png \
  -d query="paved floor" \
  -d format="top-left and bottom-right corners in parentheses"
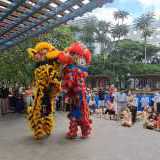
top-left (0, 112), bottom-right (159, 160)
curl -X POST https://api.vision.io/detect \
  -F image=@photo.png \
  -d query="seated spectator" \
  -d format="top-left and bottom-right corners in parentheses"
top-left (121, 108), bottom-right (132, 127)
top-left (154, 113), bottom-right (160, 131)
top-left (142, 106), bottom-right (149, 126)
top-left (143, 107), bottom-right (156, 130)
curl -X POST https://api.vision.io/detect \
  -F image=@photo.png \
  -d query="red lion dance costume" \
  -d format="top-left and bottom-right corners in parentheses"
top-left (59, 42), bottom-right (92, 138)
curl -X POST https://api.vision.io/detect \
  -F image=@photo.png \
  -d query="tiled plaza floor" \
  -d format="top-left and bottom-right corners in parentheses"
top-left (0, 112), bottom-right (159, 160)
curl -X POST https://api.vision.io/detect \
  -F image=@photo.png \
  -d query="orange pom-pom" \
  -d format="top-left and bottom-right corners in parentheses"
top-left (84, 49), bottom-right (91, 64)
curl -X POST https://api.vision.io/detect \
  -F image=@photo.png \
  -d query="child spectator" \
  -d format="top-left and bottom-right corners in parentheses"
top-left (105, 96), bottom-right (116, 120)
top-left (89, 95), bottom-right (96, 114)
top-left (121, 108), bottom-right (132, 127)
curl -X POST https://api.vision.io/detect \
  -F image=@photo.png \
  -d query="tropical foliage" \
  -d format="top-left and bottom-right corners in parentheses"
top-left (0, 10), bottom-right (159, 87)
top-left (0, 26), bottom-right (74, 85)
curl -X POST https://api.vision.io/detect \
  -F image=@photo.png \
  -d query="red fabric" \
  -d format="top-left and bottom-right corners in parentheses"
top-left (84, 49), bottom-right (91, 64)
top-left (58, 52), bottom-right (73, 65)
top-left (64, 42), bottom-right (92, 138)
top-left (63, 67), bottom-right (92, 135)
top-left (66, 42), bottom-right (92, 65)
top-left (67, 42), bottom-right (84, 57)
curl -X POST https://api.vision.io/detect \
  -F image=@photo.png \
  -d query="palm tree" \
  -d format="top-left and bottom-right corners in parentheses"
top-left (135, 12), bottom-right (154, 63)
top-left (114, 10), bottom-right (129, 24)
top-left (80, 21), bottom-right (96, 53)
top-left (112, 10), bottom-right (129, 41)
top-left (78, 19), bottom-right (112, 54)
top-left (111, 24), bottom-right (129, 41)
top-left (94, 21), bottom-right (111, 54)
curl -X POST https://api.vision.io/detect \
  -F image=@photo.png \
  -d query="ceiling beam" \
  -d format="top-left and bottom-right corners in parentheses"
top-left (0, 0), bottom-right (81, 45)
top-left (1, 0), bottom-right (111, 50)
top-left (0, 0), bottom-right (51, 37)
top-left (0, 0), bottom-right (26, 21)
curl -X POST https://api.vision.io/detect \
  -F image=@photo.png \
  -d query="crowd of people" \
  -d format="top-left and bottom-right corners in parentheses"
top-left (86, 85), bottom-right (160, 132)
top-left (0, 84), bottom-right (33, 115)
top-left (0, 83), bottom-right (160, 132)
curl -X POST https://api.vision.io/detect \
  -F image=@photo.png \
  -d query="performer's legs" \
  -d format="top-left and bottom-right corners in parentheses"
top-left (66, 118), bottom-right (78, 138)
top-left (80, 121), bottom-right (92, 138)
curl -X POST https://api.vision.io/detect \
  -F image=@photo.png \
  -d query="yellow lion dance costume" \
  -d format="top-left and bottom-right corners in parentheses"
top-left (27, 42), bottom-right (62, 139)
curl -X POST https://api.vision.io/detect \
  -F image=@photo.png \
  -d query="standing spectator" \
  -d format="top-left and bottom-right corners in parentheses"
top-left (8, 90), bottom-right (17, 112)
top-left (98, 88), bottom-right (105, 114)
top-left (64, 96), bottom-right (70, 112)
top-left (108, 84), bottom-right (116, 96)
top-left (115, 91), bottom-right (127, 113)
top-left (94, 92), bottom-right (99, 109)
top-left (19, 86), bottom-right (24, 95)
top-left (86, 91), bottom-right (91, 105)
top-left (15, 94), bottom-right (25, 113)
top-left (1, 84), bottom-right (9, 115)
top-left (55, 96), bottom-right (59, 111)
top-left (24, 85), bottom-right (33, 107)
top-left (141, 94), bottom-right (150, 110)
top-left (127, 91), bottom-right (137, 124)
top-left (0, 84), bottom-right (2, 116)
top-left (153, 93), bottom-right (160, 113)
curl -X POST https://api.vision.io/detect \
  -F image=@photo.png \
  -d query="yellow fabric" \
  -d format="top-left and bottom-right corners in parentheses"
top-left (46, 50), bottom-right (61, 59)
top-left (27, 48), bottom-right (36, 58)
top-left (35, 42), bottom-right (54, 52)
top-left (27, 41), bottom-right (59, 61)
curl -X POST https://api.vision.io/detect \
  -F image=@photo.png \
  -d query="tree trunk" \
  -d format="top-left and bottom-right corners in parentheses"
top-left (144, 36), bottom-right (147, 64)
